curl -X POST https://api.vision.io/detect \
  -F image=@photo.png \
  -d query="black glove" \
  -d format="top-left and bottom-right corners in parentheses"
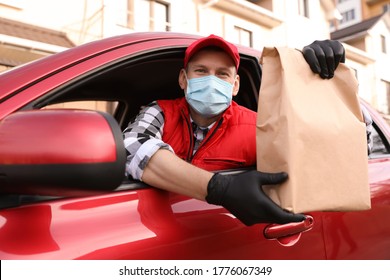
top-left (302, 40), bottom-right (345, 79)
top-left (206, 170), bottom-right (305, 226)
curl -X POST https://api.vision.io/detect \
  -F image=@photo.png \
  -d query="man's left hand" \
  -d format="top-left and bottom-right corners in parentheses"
top-left (302, 40), bottom-right (345, 79)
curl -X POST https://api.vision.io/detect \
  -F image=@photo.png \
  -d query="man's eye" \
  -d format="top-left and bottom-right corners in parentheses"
top-left (218, 72), bottom-right (230, 78)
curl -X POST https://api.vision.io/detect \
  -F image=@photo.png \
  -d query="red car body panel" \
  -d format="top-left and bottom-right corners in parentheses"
top-left (0, 32), bottom-right (389, 259)
top-left (0, 191), bottom-right (327, 259)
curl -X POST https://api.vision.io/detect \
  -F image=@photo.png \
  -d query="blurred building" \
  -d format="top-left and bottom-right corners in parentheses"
top-left (331, 0), bottom-right (390, 116)
top-left (0, 13), bottom-right (73, 72)
top-left (332, 12), bottom-right (390, 115)
top-left (0, 0), bottom-right (389, 116)
top-left (331, 0), bottom-right (389, 30)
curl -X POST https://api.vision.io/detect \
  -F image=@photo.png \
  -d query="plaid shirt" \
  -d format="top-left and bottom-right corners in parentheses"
top-left (123, 101), bottom-right (214, 180)
top-left (123, 101), bottom-right (170, 180)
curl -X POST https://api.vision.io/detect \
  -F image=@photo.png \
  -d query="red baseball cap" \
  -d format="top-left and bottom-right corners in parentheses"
top-left (184, 34), bottom-right (240, 70)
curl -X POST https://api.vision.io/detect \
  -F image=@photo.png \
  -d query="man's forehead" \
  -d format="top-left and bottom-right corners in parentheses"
top-left (187, 49), bottom-right (236, 69)
top-left (188, 62), bottom-right (233, 72)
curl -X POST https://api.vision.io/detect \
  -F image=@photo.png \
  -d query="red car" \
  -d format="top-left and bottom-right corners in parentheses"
top-left (0, 32), bottom-right (389, 260)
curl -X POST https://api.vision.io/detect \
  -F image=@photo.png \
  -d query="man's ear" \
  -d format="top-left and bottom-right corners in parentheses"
top-left (178, 69), bottom-right (187, 90)
top-left (232, 75), bottom-right (240, 96)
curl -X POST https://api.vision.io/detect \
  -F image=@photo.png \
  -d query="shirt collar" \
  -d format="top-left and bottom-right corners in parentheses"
top-left (190, 116), bottom-right (216, 130)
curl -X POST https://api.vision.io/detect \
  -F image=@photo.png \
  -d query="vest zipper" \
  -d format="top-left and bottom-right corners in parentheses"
top-left (184, 114), bottom-right (224, 162)
top-left (184, 114), bottom-right (194, 162)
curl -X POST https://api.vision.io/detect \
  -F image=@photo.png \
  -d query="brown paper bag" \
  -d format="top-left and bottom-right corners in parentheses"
top-left (256, 47), bottom-right (371, 213)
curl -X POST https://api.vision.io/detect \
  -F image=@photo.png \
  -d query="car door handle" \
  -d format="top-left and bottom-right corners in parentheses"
top-left (263, 215), bottom-right (314, 246)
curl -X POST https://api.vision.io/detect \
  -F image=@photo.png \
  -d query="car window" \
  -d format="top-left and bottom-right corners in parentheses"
top-left (28, 49), bottom-right (260, 130)
top-left (1, 46), bottom-right (262, 208)
top-left (42, 101), bottom-right (118, 114)
top-left (370, 122), bottom-right (390, 157)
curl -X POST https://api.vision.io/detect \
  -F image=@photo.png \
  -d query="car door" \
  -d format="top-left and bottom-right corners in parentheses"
top-left (1, 33), bottom-right (328, 259)
top-left (320, 114), bottom-right (390, 259)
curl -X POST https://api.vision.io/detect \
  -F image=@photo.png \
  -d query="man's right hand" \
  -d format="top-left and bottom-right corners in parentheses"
top-left (205, 170), bottom-right (305, 226)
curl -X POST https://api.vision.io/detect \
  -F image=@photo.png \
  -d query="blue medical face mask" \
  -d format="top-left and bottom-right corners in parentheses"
top-left (185, 74), bottom-right (234, 117)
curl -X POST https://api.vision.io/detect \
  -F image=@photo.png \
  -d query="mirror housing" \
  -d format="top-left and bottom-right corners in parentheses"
top-left (0, 109), bottom-right (126, 196)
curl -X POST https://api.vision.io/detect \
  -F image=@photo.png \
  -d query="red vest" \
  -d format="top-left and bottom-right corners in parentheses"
top-left (157, 97), bottom-right (256, 171)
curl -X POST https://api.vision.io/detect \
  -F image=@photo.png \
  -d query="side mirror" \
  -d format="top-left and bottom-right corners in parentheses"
top-left (0, 109), bottom-right (126, 196)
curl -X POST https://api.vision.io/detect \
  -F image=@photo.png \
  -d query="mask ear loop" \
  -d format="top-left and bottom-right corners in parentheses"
top-left (183, 70), bottom-right (188, 82)
top-left (183, 70), bottom-right (191, 96)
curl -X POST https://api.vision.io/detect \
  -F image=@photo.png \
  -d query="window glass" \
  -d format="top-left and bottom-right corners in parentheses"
top-left (381, 35), bottom-right (387, 54)
top-left (42, 101), bottom-right (118, 115)
top-left (133, 0), bottom-right (170, 31)
top-left (298, 0), bottom-right (309, 18)
top-left (153, 1), bottom-right (170, 31)
top-left (340, 9), bottom-right (355, 24)
top-left (378, 80), bottom-right (390, 115)
top-left (134, 0), bottom-right (150, 31)
top-left (116, 0), bottom-right (129, 27)
top-left (383, 3), bottom-right (390, 13)
top-left (370, 123), bottom-right (390, 157)
top-left (233, 26), bottom-right (253, 48)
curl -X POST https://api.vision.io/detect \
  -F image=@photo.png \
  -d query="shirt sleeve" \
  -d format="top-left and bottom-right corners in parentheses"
top-left (123, 101), bottom-right (173, 180)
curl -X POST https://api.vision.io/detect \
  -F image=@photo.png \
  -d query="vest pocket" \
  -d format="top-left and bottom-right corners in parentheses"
top-left (203, 157), bottom-right (246, 169)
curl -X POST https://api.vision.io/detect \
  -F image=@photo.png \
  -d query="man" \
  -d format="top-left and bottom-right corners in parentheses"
top-left (124, 34), bottom-right (364, 226)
